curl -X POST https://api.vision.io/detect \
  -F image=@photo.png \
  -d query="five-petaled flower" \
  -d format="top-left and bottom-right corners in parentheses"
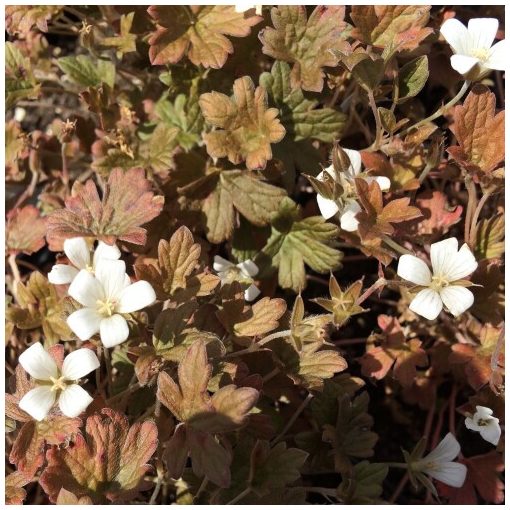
top-left (234, 3), bottom-right (263, 15)
top-left (48, 237), bottom-right (121, 285)
top-left (412, 433), bottom-right (467, 488)
top-left (18, 342), bottom-right (100, 421)
top-left (465, 405), bottom-right (501, 446)
top-left (316, 148), bottom-right (390, 231)
top-left (67, 259), bottom-right (156, 348)
top-left (397, 237), bottom-right (478, 320)
top-left (213, 255), bottom-right (260, 301)
top-left (440, 17), bottom-right (507, 80)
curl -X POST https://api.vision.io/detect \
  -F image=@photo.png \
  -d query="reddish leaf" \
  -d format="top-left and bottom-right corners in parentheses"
top-left (438, 451), bottom-right (504, 504)
top-left (39, 408), bottom-right (158, 503)
top-left (6, 205), bottom-right (46, 255)
top-left (448, 85), bottom-right (505, 177)
top-left (414, 191), bottom-right (463, 237)
top-left (46, 167), bottom-right (164, 249)
top-left (359, 315), bottom-right (428, 387)
top-left (5, 471), bottom-right (30, 505)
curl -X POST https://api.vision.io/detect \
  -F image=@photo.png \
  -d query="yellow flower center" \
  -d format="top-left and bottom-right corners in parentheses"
top-left (430, 274), bottom-right (449, 291)
top-left (49, 376), bottom-right (67, 392)
top-left (97, 299), bottom-right (116, 317)
top-left (477, 418), bottom-right (490, 426)
top-left (471, 47), bottom-right (490, 62)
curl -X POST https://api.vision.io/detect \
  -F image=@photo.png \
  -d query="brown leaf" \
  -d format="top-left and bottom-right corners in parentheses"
top-left (6, 365), bottom-right (34, 423)
top-left (6, 205), bottom-right (46, 255)
top-left (148, 6), bottom-right (261, 68)
top-left (259, 6), bottom-right (347, 92)
top-left (355, 178), bottom-right (422, 241)
top-left (199, 76), bottom-right (286, 170)
top-left (39, 408), bottom-right (158, 503)
top-left (56, 487), bottom-right (93, 505)
top-left (359, 315), bottom-right (428, 387)
top-left (5, 5), bottom-right (61, 35)
top-left (233, 297), bottom-right (287, 337)
top-left (350, 5), bottom-right (431, 51)
top-left (5, 471), bottom-right (30, 505)
top-left (46, 167), bottom-right (164, 249)
top-left (448, 85), bottom-right (505, 176)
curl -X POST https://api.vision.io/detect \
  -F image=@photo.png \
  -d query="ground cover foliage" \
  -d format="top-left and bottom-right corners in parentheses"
top-left (5, 4), bottom-right (505, 505)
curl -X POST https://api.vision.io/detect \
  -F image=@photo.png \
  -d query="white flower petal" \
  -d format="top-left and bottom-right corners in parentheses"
top-left (67, 308), bottom-right (102, 341)
top-left (317, 194), bottom-right (339, 220)
top-left (479, 421), bottom-right (501, 446)
top-left (18, 343), bottom-right (58, 380)
top-left (244, 284), bottom-right (261, 302)
top-left (465, 416), bottom-right (480, 432)
top-left (409, 289), bottom-right (443, 320)
top-left (485, 39), bottom-right (508, 71)
top-left (92, 241), bottom-right (121, 267)
top-left (450, 54), bottom-right (480, 75)
top-left (364, 175), bottom-right (391, 191)
top-left (47, 264), bottom-right (80, 285)
top-left (62, 348), bottom-right (100, 380)
top-left (19, 386), bottom-right (56, 421)
top-left (475, 405), bottom-right (494, 417)
top-left (100, 314), bottom-right (129, 348)
top-left (423, 433), bottom-right (460, 464)
top-left (94, 259), bottom-right (128, 300)
top-left (397, 255), bottom-right (432, 286)
top-left (63, 237), bottom-right (90, 270)
top-left (58, 384), bottom-right (93, 418)
top-left (425, 461), bottom-right (467, 488)
top-left (68, 270), bottom-right (105, 307)
top-left (439, 286), bottom-right (474, 317)
top-left (440, 18), bottom-right (469, 54)
top-left (237, 260), bottom-right (258, 278)
top-left (213, 255), bottom-right (233, 273)
top-left (117, 280), bottom-right (156, 313)
top-left (340, 201), bottom-right (362, 232)
top-left (343, 148), bottom-right (362, 177)
top-left (467, 18), bottom-right (498, 50)
top-left (429, 237), bottom-right (459, 277)
top-left (441, 243), bottom-right (478, 281)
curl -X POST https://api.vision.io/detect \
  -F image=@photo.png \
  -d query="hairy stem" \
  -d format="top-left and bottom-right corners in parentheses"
top-left (468, 188), bottom-right (493, 248)
top-left (464, 176), bottom-right (477, 245)
top-left (368, 90), bottom-right (383, 150)
top-left (258, 329), bottom-right (292, 346)
top-left (382, 235), bottom-right (413, 256)
top-left (356, 277), bottom-right (387, 305)
top-left (400, 80), bottom-right (470, 136)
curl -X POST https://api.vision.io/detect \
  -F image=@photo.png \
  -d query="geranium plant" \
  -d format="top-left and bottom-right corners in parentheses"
top-left (5, 4), bottom-right (505, 505)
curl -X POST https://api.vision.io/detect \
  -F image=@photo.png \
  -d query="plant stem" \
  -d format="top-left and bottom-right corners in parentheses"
top-left (271, 393), bottom-right (313, 446)
top-left (8, 254), bottom-right (21, 288)
top-left (464, 176), bottom-right (477, 245)
top-left (390, 473), bottom-right (409, 504)
top-left (194, 476), bottom-right (208, 502)
top-left (103, 346), bottom-right (113, 396)
top-left (149, 476), bottom-right (163, 504)
top-left (368, 90), bottom-right (383, 149)
top-left (61, 142), bottom-right (70, 192)
top-left (226, 487), bottom-right (251, 505)
top-left (382, 235), bottom-right (413, 256)
top-left (468, 188), bottom-right (493, 248)
top-left (262, 367), bottom-right (280, 384)
top-left (356, 277), bottom-right (387, 305)
top-left (386, 462), bottom-right (409, 469)
top-left (258, 329), bottom-right (292, 346)
top-left (400, 80), bottom-right (470, 136)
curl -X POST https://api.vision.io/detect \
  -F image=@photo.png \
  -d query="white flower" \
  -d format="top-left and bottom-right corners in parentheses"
top-left (18, 343), bottom-right (99, 421)
top-left (465, 405), bottom-right (501, 446)
top-left (316, 148), bottom-right (390, 231)
top-left (234, 3), bottom-right (263, 15)
top-left (67, 259), bottom-right (156, 348)
top-left (48, 237), bottom-right (121, 285)
top-left (213, 255), bottom-right (260, 301)
top-left (397, 237), bottom-right (478, 320)
top-left (440, 17), bottom-right (507, 78)
top-left (413, 433), bottom-right (467, 488)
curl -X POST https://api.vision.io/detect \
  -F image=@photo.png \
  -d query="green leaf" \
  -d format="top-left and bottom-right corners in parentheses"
top-left (249, 441), bottom-right (308, 496)
top-left (102, 12), bottom-right (137, 58)
top-left (475, 213), bottom-right (505, 260)
top-left (6, 42), bottom-right (40, 108)
top-left (154, 89), bottom-right (204, 151)
top-left (259, 6), bottom-right (347, 92)
top-left (337, 461), bottom-right (388, 504)
top-left (351, 55), bottom-right (385, 92)
top-left (260, 61), bottom-right (346, 143)
top-left (57, 55), bottom-right (116, 88)
top-left (139, 124), bottom-right (179, 172)
top-left (261, 198), bottom-right (343, 292)
top-left (397, 56), bottom-right (429, 102)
